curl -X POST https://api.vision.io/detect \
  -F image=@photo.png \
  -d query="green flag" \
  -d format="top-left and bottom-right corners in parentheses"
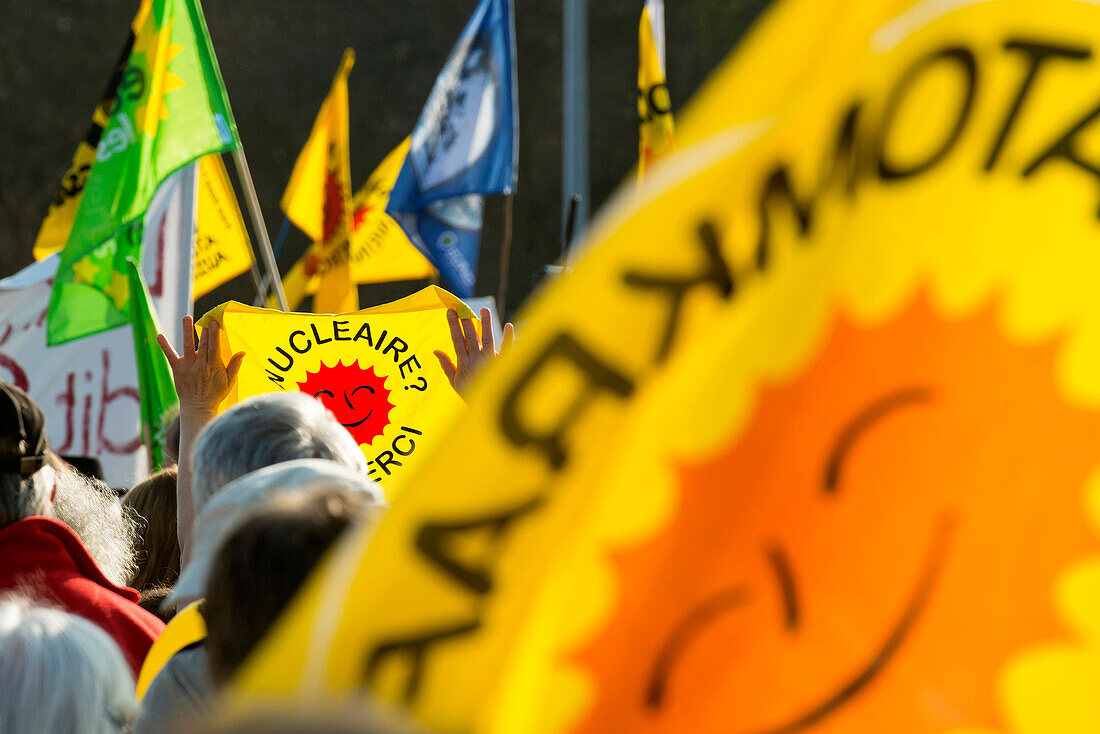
top-left (47, 0), bottom-right (241, 345)
top-left (126, 258), bottom-right (178, 471)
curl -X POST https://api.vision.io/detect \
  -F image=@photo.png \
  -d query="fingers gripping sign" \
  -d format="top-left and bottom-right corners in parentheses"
top-left (434, 307), bottom-right (515, 397)
top-left (157, 315), bottom-right (246, 411)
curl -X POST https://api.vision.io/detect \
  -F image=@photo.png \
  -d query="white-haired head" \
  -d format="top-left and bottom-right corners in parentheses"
top-left (50, 466), bottom-right (137, 588)
top-left (191, 392), bottom-right (366, 511)
top-left (171, 458), bottom-right (384, 608)
top-left (0, 596), bottom-right (137, 734)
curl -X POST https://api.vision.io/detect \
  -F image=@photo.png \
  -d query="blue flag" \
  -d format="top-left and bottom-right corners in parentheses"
top-left (386, 0), bottom-right (518, 297)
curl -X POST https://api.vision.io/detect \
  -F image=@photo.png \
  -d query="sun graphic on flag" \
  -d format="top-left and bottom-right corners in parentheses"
top-left (297, 361), bottom-right (394, 446)
top-left (129, 10), bottom-right (185, 138)
top-left (572, 295), bottom-right (1100, 734)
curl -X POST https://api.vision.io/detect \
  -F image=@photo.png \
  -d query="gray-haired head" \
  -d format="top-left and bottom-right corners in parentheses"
top-left (171, 458), bottom-right (384, 608)
top-left (0, 595), bottom-right (137, 734)
top-left (191, 392), bottom-right (366, 511)
top-left (50, 466), bottom-right (137, 588)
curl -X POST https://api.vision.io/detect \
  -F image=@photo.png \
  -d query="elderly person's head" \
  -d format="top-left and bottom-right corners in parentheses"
top-left (191, 392), bottom-right (366, 511)
top-left (0, 382), bottom-right (55, 530)
top-left (171, 459), bottom-right (383, 608)
top-left (0, 596), bottom-right (137, 734)
top-left (49, 454), bottom-right (138, 588)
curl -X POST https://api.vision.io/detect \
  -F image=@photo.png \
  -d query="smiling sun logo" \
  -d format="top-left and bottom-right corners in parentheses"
top-left (297, 360), bottom-right (393, 446)
top-left (573, 294), bottom-right (1100, 734)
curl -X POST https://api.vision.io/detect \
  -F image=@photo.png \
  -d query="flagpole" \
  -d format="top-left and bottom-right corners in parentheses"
top-left (252, 217), bottom-right (291, 305)
top-left (497, 193), bottom-right (515, 315)
top-left (231, 148), bottom-right (288, 310)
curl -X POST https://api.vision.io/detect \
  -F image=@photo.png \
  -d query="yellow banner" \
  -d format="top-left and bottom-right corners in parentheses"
top-left (197, 287), bottom-right (475, 494)
top-left (193, 154), bottom-right (253, 298)
top-left (637, 0), bottom-right (674, 180)
top-left (234, 1), bottom-right (1100, 732)
top-left (280, 49), bottom-right (357, 314)
top-left (278, 139), bottom-right (436, 310)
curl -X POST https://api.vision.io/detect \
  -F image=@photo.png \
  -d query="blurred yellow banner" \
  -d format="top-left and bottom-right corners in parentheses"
top-left (193, 154), bottom-right (253, 298)
top-left (233, 1), bottom-right (1100, 733)
top-left (198, 287), bottom-right (474, 494)
top-left (280, 49), bottom-right (357, 314)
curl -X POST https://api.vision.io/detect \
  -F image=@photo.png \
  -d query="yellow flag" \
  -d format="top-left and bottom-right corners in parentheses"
top-left (280, 49), bottom-right (357, 314)
top-left (233, 1), bottom-right (1100, 733)
top-left (277, 139), bottom-right (436, 310)
top-left (637, 0), bottom-right (674, 180)
top-left (135, 601), bottom-right (207, 700)
top-left (198, 286), bottom-right (475, 495)
top-left (193, 154), bottom-right (254, 298)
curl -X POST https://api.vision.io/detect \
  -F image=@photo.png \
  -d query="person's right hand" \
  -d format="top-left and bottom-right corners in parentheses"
top-left (157, 316), bottom-right (245, 411)
top-left (434, 307), bottom-right (514, 397)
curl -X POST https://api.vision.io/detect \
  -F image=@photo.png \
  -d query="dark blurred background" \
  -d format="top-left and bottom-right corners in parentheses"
top-left (0, 0), bottom-right (769, 319)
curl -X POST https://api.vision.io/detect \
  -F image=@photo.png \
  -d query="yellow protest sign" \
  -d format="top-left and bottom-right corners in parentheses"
top-left (280, 49), bottom-right (357, 314)
top-left (193, 154), bottom-right (254, 298)
top-left (234, 1), bottom-right (1100, 733)
top-left (198, 287), bottom-right (475, 492)
top-left (278, 139), bottom-right (436, 311)
top-left (637, 0), bottom-right (674, 180)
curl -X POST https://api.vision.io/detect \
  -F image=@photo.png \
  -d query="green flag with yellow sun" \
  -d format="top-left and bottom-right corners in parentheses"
top-left (47, 0), bottom-right (240, 345)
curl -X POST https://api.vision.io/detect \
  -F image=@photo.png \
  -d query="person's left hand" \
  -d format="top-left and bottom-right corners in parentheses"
top-left (434, 307), bottom-right (514, 397)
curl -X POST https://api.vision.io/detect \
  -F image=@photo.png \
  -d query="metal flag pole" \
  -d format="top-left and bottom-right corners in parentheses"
top-left (253, 217), bottom-right (291, 306)
top-left (231, 147), bottom-right (288, 310)
top-left (563, 0), bottom-right (590, 259)
top-left (497, 193), bottom-right (515, 315)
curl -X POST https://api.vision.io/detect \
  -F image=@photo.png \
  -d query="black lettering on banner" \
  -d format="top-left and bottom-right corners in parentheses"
top-left (354, 322), bottom-right (374, 345)
top-left (622, 220), bottom-right (735, 365)
top-left (415, 495), bottom-right (545, 595)
top-left (399, 355), bottom-right (422, 378)
top-left (376, 451), bottom-right (402, 475)
top-left (363, 620), bottom-right (480, 704)
top-left (383, 337), bottom-right (409, 362)
top-left (310, 323), bottom-right (333, 345)
top-left (985, 40), bottom-right (1091, 171)
top-left (755, 165), bottom-right (814, 271)
top-left (288, 330), bottom-right (311, 354)
top-left (362, 494), bottom-right (545, 702)
top-left (333, 320), bottom-right (351, 341)
top-left (875, 46), bottom-right (978, 180)
top-left (1023, 98), bottom-right (1100, 215)
top-left (499, 333), bottom-right (634, 470)
top-left (830, 102), bottom-right (864, 196)
top-left (267, 348), bottom-right (293, 372)
top-left (393, 433), bottom-right (416, 456)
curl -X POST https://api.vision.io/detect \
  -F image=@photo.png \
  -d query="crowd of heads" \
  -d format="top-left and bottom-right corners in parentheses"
top-left (0, 381), bottom-right (390, 732)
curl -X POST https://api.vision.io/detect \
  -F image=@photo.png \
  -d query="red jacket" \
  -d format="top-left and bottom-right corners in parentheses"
top-left (0, 516), bottom-right (165, 676)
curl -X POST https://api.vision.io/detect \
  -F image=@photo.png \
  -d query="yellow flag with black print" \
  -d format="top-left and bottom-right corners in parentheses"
top-left (197, 286), bottom-right (475, 494)
top-left (277, 138), bottom-right (436, 311)
top-left (637, 0), bottom-right (674, 180)
top-left (280, 49), bottom-right (357, 314)
top-left (229, 1), bottom-right (1100, 733)
top-left (193, 154), bottom-right (254, 297)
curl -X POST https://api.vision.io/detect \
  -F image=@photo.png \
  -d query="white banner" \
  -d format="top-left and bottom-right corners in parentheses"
top-left (0, 165), bottom-right (196, 487)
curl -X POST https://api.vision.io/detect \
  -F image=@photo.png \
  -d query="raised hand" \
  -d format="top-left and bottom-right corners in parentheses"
top-left (434, 307), bottom-right (514, 397)
top-left (156, 316), bottom-right (245, 411)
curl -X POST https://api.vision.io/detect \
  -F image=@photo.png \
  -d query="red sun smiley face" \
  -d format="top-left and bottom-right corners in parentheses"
top-left (297, 360), bottom-right (393, 446)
